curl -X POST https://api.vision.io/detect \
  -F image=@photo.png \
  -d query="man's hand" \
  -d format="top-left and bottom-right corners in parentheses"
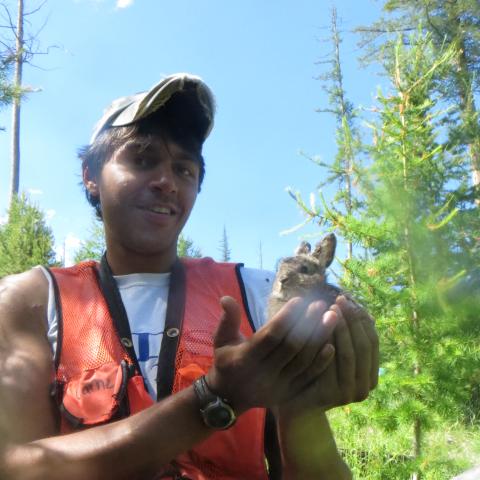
top-left (205, 296), bottom-right (338, 414)
top-left (284, 295), bottom-right (379, 411)
top-left (272, 296), bottom-right (378, 480)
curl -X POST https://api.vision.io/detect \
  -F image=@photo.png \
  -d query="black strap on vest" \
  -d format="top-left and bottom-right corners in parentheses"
top-left (97, 254), bottom-right (143, 376)
top-left (234, 264), bottom-right (282, 480)
top-left (156, 259), bottom-right (186, 400)
top-left (96, 254), bottom-right (186, 401)
top-left (264, 409), bottom-right (282, 480)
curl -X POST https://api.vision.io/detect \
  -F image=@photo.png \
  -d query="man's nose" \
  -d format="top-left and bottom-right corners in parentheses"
top-left (149, 164), bottom-right (177, 193)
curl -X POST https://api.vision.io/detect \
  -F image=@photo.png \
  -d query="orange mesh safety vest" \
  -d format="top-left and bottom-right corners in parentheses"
top-left (50, 258), bottom-right (270, 480)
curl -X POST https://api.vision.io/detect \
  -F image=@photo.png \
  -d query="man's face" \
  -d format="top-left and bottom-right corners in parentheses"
top-left (85, 133), bottom-right (200, 273)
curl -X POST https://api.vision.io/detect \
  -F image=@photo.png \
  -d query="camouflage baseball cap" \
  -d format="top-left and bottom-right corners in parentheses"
top-left (90, 73), bottom-right (215, 143)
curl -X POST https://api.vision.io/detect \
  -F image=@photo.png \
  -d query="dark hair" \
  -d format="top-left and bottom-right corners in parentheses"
top-left (79, 91), bottom-right (207, 219)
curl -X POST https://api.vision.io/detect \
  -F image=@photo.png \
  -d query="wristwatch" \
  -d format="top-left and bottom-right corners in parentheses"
top-left (193, 375), bottom-right (236, 430)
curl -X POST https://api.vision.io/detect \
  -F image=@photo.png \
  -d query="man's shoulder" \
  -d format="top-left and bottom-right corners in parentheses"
top-left (0, 267), bottom-right (49, 333)
top-left (0, 267), bottom-right (49, 302)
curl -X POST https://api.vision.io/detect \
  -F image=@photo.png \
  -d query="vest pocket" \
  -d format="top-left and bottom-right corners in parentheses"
top-left (60, 360), bottom-right (129, 427)
top-left (174, 354), bottom-right (213, 392)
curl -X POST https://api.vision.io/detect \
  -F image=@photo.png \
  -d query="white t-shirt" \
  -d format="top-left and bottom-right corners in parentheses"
top-left (40, 265), bottom-right (275, 399)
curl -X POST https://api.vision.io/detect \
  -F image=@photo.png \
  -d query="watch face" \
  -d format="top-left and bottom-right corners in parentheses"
top-left (203, 398), bottom-right (236, 430)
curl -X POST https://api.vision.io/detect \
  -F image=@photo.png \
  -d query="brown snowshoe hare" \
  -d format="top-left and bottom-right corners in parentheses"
top-left (268, 233), bottom-right (341, 319)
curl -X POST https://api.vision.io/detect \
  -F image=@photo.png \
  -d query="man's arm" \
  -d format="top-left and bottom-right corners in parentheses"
top-left (0, 272), bottom-right (339, 479)
top-left (274, 296), bottom-right (379, 479)
top-left (0, 269), bottom-right (219, 479)
top-left (276, 408), bottom-right (351, 480)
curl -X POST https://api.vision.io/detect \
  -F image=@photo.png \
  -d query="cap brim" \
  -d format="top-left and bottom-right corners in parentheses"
top-left (90, 73), bottom-right (215, 143)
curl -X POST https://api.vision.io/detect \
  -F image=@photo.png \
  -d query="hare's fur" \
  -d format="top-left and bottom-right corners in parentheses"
top-left (267, 233), bottom-right (341, 319)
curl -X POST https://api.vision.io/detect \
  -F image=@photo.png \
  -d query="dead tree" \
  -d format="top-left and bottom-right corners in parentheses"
top-left (0, 0), bottom-right (52, 216)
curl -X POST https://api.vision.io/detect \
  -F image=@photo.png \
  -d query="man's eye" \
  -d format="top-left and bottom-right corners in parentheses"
top-left (176, 165), bottom-right (195, 177)
top-left (133, 156), bottom-right (152, 168)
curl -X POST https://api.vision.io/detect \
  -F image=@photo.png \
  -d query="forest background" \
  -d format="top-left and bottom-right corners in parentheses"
top-left (0, 1), bottom-right (479, 478)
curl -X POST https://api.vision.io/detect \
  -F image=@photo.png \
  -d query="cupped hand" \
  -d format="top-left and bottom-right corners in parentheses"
top-left (282, 295), bottom-right (379, 412)
top-left (205, 296), bottom-right (339, 414)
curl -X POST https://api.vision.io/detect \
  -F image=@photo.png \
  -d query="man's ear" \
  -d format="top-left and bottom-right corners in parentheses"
top-left (83, 166), bottom-right (99, 197)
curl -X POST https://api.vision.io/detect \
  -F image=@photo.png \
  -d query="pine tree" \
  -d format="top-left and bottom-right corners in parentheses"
top-left (177, 233), bottom-right (202, 258)
top-left (73, 220), bottom-right (105, 263)
top-left (218, 226), bottom-right (231, 262)
top-left (0, 58), bottom-right (17, 118)
top-left (0, 193), bottom-right (57, 276)
top-left (287, 7), bottom-right (362, 263)
top-left (292, 30), bottom-right (480, 478)
top-left (315, 7), bottom-right (362, 260)
top-left (357, 0), bottom-right (480, 200)
top-left (335, 34), bottom-right (478, 478)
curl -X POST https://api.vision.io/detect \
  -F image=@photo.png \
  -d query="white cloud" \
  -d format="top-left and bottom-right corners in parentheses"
top-left (28, 188), bottom-right (43, 196)
top-left (116, 0), bottom-right (134, 8)
top-left (0, 215), bottom-right (7, 226)
top-left (73, 0), bottom-right (134, 10)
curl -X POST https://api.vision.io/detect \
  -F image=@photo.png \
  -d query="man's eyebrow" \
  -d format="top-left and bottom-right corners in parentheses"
top-left (118, 139), bottom-right (152, 154)
top-left (173, 154), bottom-right (199, 163)
top-left (117, 139), bottom-right (200, 163)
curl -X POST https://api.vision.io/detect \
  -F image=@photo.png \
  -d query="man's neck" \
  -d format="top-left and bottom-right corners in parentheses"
top-left (105, 248), bottom-right (177, 275)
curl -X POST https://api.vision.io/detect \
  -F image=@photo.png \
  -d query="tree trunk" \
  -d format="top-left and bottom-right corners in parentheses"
top-left (440, 4), bottom-right (480, 204)
top-left (455, 41), bottom-right (480, 204)
top-left (398, 81), bottom-right (422, 479)
top-left (331, 7), bottom-right (354, 259)
top-left (470, 143), bottom-right (480, 193)
top-left (9, 0), bottom-right (24, 215)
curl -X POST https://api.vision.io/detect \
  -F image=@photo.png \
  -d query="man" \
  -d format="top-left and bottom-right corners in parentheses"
top-left (0, 73), bottom-right (378, 479)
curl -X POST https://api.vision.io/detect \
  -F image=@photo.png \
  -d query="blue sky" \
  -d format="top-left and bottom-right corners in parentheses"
top-left (0, 0), bottom-right (384, 270)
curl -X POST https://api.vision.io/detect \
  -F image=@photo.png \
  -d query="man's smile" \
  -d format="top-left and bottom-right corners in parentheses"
top-left (138, 203), bottom-right (178, 216)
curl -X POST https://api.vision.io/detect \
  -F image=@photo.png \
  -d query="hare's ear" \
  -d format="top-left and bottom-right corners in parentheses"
top-left (312, 233), bottom-right (336, 268)
top-left (295, 241), bottom-right (311, 256)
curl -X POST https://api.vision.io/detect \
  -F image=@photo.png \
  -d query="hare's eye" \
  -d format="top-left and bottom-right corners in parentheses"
top-left (299, 265), bottom-right (309, 274)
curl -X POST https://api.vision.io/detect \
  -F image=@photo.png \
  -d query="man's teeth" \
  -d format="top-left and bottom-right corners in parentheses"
top-left (149, 206), bottom-right (171, 214)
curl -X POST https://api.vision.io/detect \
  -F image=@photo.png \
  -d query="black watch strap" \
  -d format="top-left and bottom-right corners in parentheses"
top-left (193, 376), bottom-right (236, 430)
top-left (193, 375), bottom-right (217, 404)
